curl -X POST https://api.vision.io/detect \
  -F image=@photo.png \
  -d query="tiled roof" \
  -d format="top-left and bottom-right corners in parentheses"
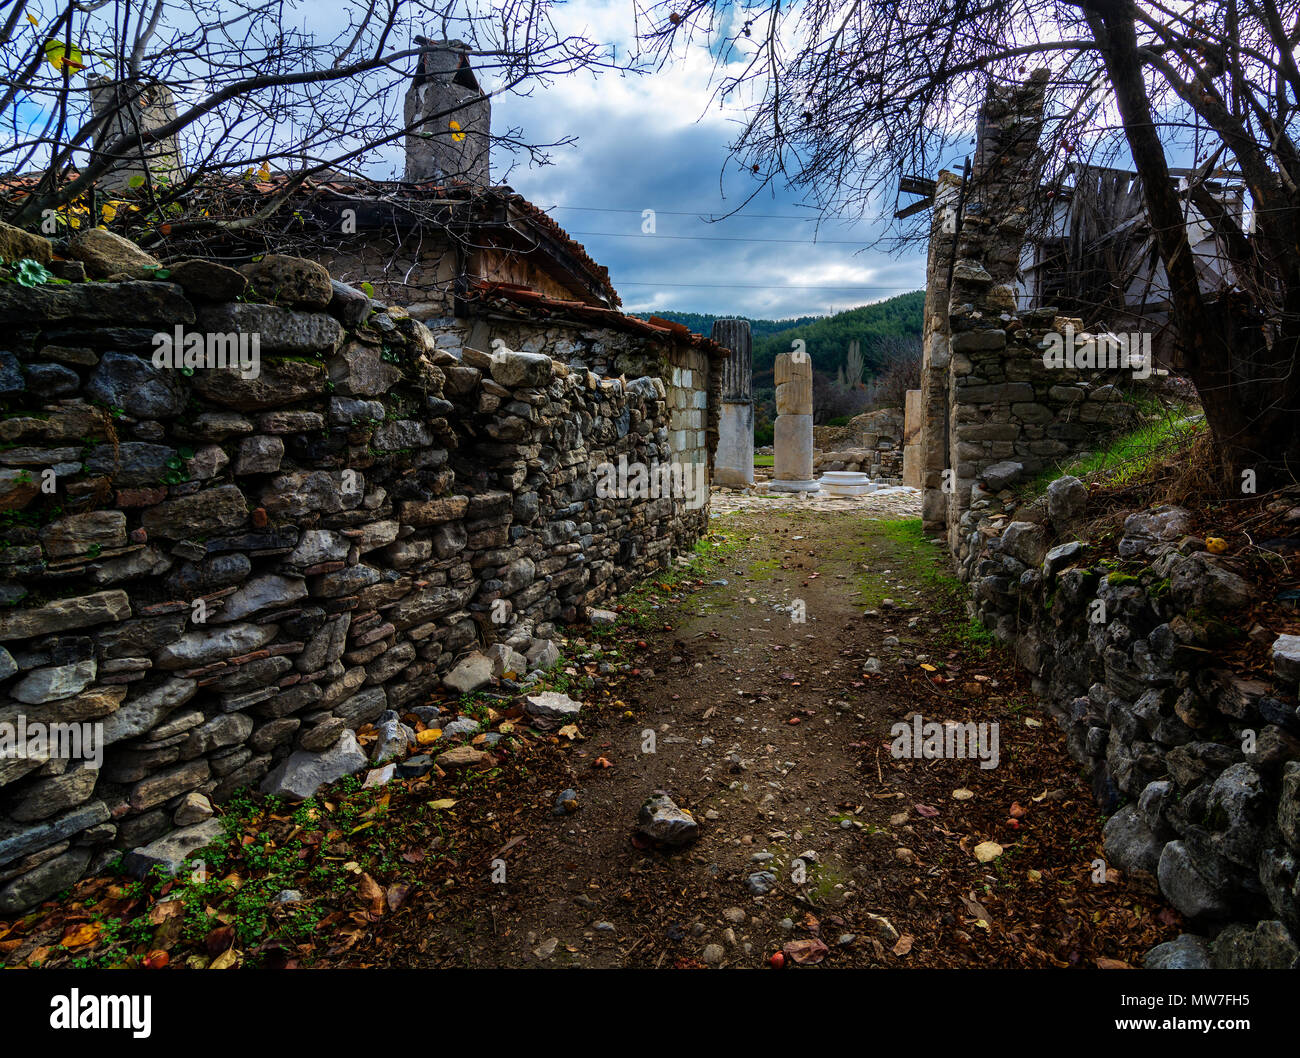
top-left (467, 280), bottom-right (729, 359)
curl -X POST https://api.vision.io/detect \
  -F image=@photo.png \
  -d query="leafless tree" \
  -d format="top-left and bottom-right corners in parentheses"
top-left (864, 335), bottom-right (922, 409)
top-left (0, 0), bottom-right (627, 241)
top-left (648, 0), bottom-right (1300, 489)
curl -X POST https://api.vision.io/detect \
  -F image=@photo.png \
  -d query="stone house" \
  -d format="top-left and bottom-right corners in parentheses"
top-left (148, 38), bottom-right (728, 481)
top-left (0, 40), bottom-right (730, 913)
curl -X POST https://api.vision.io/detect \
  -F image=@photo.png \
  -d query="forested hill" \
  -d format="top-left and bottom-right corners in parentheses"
top-left (633, 311), bottom-right (824, 341)
top-left (634, 290), bottom-right (925, 381)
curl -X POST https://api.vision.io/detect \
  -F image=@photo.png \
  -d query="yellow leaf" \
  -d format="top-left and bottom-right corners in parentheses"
top-left (417, 728), bottom-right (442, 745)
top-left (1027, 869), bottom-right (1042, 882)
top-left (427, 798), bottom-right (457, 810)
top-left (973, 840), bottom-right (1004, 863)
top-left (256, 163), bottom-right (271, 181)
top-left (27, 14), bottom-right (40, 27)
top-left (61, 922), bottom-right (100, 948)
top-left (1205, 536), bottom-right (1227, 554)
top-left (209, 949), bottom-right (239, 969)
top-left (449, 119), bottom-right (466, 142)
top-left (558, 724), bottom-right (581, 740)
top-left (920, 663), bottom-right (937, 672)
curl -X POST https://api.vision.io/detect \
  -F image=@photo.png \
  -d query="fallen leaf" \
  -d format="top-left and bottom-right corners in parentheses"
top-left (783, 938), bottom-right (829, 964)
top-left (973, 841), bottom-right (1004, 863)
top-left (386, 884), bottom-right (411, 912)
top-left (61, 923), bottom-right (100, 949)
top-left (952, 788), bottom-right (975, 801)
top-left (148, 899), bottom-right (184, 925)
top-left (204, 923), bottom-right (234, 956)
top-left (209, 948), bottom-right (240, 969)
top-left (892, 934), bottom-right (914, 956)
top-left (915, 804), bottom-right (939, 818)
top-left (357, 873), bottom-right (386, 916)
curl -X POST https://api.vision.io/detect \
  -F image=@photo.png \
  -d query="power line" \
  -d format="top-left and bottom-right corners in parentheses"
top-left (612, 280), bottom-right (922, 291)
top-left (544, 204), bottom-right (865, 222)
top-left (565, 229), bottom-right (874, 245)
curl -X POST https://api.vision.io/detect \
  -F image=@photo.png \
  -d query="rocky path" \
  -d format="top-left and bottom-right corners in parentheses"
top-left (391, 502), bottom-right (1177, 968)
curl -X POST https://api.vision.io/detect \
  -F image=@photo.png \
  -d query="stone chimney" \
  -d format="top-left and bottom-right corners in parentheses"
top-left (404, 38), bottom-right (490, 185)
top-left (87, 76), bottom-right (181, 192)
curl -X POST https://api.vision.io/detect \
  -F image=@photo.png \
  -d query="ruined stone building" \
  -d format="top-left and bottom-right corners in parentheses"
top-left (0, 40), bottom-right (730, 912)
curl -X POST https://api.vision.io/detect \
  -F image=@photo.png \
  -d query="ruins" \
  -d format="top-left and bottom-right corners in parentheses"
top-left (709, 319), bottom-right (755, 488)
top-left (769, 348), bottom-right (819, 493)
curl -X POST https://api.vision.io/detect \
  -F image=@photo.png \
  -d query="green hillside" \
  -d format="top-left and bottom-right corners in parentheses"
top-left (633, 291), bottom-right (925, 382)
top-left (752, 291), bottom-right (925, 378)
top-left (634, 311), bottom-right (824, 341)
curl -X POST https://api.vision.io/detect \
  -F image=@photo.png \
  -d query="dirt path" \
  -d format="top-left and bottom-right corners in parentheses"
top-left (399, 505), bottom-right (1178, 968)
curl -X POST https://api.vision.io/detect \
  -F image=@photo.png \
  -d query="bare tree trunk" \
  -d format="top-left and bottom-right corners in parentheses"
top-left (1087, 2), bottom-right (1300, 489)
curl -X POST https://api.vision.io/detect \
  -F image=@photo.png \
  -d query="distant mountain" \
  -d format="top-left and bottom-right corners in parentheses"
top-left (751, 291), bottom-right (925, 380)
top-left (631, 291), bottom-right (925, 383)
top-left (632, 310), bottom-right (824, 341)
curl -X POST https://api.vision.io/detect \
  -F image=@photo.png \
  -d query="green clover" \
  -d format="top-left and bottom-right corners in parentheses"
top-left (13, 258), bottom-right (51, 287)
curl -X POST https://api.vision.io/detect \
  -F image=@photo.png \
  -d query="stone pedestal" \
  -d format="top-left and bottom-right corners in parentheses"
top-left (771, 350), bottom-right (817, 491)
top-left (818, 471), bottom-right (876, 497)
top-left (714, 402), bottom-right (754, 487)
top-left (711, 319), bottom-right (754, 487)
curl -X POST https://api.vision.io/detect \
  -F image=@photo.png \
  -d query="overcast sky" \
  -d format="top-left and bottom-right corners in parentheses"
top-left (481, 2), bottom-right (931, 320)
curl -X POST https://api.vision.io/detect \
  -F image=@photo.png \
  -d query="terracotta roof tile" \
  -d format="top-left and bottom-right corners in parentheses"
top-left (467, 280), bottom-right (727, 359)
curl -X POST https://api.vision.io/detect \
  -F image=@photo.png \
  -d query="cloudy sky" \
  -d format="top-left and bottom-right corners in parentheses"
top-left (482, 3), bottom-right (930, 320)
top-left (10, 0), bottom-right (933, 320)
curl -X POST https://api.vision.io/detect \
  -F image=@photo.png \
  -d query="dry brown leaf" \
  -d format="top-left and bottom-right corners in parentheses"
top-left (357, 873), bottom-right (386, 916)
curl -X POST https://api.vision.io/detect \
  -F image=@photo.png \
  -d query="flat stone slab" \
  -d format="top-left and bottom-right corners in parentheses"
top-left (124, 818), bottom-right (224, 879)
top-left (260, 729), bottom-right (367, 801)
top-left (768, 479), bottom-right (821, 493)
top-left (442, 652), bottom-right (493, 694)
top-left (524, 692), bottom-right (582, 719)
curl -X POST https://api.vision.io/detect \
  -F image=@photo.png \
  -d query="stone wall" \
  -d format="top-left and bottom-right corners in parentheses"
top-left (957, 480), bottom-right (1300, 968)
top-left (812, 407), bottom-right (904, 482)
top-left (922, 73), bottom-right (1138, 551)
top-left (0, 243), bottom-right (716, 913)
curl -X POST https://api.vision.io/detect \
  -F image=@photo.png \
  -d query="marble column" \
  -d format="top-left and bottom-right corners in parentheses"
top-left (770, 346), bottom-right (819, 492)
top-left (711, 319), bottom-right (754, 487)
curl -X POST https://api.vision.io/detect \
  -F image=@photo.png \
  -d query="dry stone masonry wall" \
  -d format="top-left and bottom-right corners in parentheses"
top-left (0, 240), bottom-right (714, 912)
top-left (957, 481), bottom-right (1300, 969)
